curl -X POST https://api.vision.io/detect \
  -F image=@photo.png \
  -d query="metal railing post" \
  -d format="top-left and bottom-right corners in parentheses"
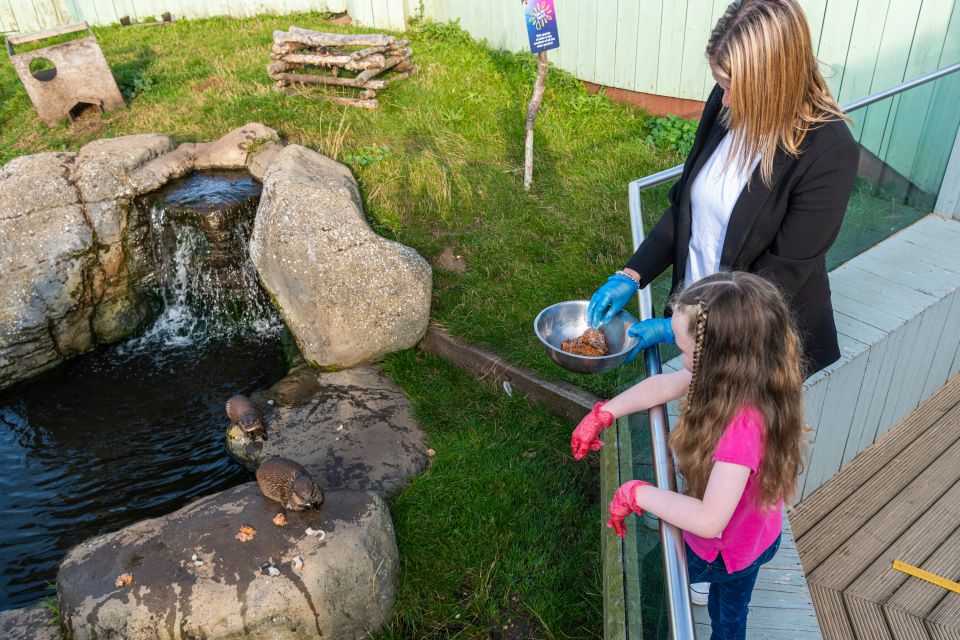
top-left (628, 181), bottom-right (696, 640)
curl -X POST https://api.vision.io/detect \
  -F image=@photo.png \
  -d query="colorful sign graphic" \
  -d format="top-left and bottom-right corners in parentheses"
top-left (523, 0), bottom-right (559, 53)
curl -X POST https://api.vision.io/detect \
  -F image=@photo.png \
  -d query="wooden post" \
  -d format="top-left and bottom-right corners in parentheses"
top-left (523, 51), bottom-right (549, 191)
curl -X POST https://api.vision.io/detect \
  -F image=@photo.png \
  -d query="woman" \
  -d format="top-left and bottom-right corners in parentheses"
top-left (587, 0), bottom-right (859, 377)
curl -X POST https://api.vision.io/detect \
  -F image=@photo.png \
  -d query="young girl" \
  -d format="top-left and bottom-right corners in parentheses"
top-left (571, 271), bottom-right (806, 640)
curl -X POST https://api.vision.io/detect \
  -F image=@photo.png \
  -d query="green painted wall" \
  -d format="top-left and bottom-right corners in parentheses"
top-left (419, 0), bottom-right (960, 202)
top-left (0, 0), bottom-right (408, 33)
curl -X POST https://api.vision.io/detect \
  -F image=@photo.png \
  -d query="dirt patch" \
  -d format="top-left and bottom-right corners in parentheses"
top-left (192, 77), bottom-right (225, 93)
top-left (433, 246), bottom-right (467, 274)
top-left (328, 12), bottom-right (352, 25)
top-left (488, 596), bottom-right (543, 640)
top-left (69, 105), bottom-right (104, 137)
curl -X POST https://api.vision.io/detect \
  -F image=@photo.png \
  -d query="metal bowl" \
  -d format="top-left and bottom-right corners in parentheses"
top-left (534, 300), bottom-right (639, 374)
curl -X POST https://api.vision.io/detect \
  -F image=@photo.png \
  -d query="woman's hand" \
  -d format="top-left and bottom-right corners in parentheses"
top-left (624, 318), bottom-right (676, 363)
top-left (587, 273), bottom-right (638, 329)
top-left (607, 480), bottom-right (652, 538)
top-left (571, 401), bottom-right (615, 460)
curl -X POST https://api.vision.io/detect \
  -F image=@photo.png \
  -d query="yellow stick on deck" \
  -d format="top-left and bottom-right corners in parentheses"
top-left (893, 560), bottom-right (960, 594)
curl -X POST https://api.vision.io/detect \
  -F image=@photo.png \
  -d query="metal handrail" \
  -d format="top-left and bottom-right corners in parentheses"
top-left (627, 59), bottom-right (960, 640)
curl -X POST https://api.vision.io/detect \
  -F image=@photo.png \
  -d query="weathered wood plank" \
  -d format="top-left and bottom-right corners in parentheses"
top-left (927, 593), bottom-right (960, 638)
top-left (417, 325), bottom-right (599, 423)
top-left (793, 374), bottom-right (960, 539)
top-left (859, 0), bottom-right (922, 156)
top-left (7, 20), bottom-right (85, 44)
top-left (885, 522), bottom-right (960, 618)
top-left (632, 0), bottom-right (661, 94)
top-left (812, 0), bottom-right (859, 101)
top-left (839, 263), bottom-right (941, 317)
top-left (829, 287), bottom-right (909, 333)
top-left (699, 0), bottom-right (729, 98)
top-left (809, 583), bottom-right (855, 640)
top-left (656, 0), bottom-right (686, 99)
top-left (914, 7), bottom-right (960, 198)
top-left (797, 370), bottom-right (830, 500)
top-left (574, 0), bottom-right (597, 88)
top-left (843, 478), bottom-right (960, 606)
top-left (800, 0), bottom-right (829, 53)
top-left (879, 0), bottom-right (955, 184)
top-left (611, 0), bottom-right (638, 91)
top-left (9, 0), bottom-right (42, 33)
top-left (868, 315), bottom-right (923, 439)
top-left (592, 0), bottom-right (617, 89)
top-left (843, 593), bottom-right (893, 640)
top-left (834, 0), bottom-right (888, 114)
top-left (891, 296), bottom-right (954, 425)
top-left (885, 607), bottom-right (933, 640)
top-left (678, 0), bottom-right (712, 100)
top-left (802, 349), bottom-right (870, 495)
top-left (845, 340), bottom-right (892, 457)
top-left (852, 244), bottom-right (960, 299)
top-left (806, 424), bottom-right (960, 589)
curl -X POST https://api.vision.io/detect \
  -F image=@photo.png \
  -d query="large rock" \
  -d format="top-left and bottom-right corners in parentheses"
top-left (57, 484), bottom-right (397, 640)
top-left (0, 152), bottom-right (95, 385)
top-left (227, 364), bottom-right (429, 493)
top-left (0, 605), bottom-right (60, 640)
top-left (250, 145), bottom-right (432, 369)
top-left (0, 124), bottom-right (283, 389)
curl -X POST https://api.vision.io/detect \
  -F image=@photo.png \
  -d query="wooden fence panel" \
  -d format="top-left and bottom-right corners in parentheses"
top-left (593, 0), bottom-right (618, 89)
top-left (612, 0), bottom-right (638, 91)
top-left (632, 0), bottom-right (661, 94)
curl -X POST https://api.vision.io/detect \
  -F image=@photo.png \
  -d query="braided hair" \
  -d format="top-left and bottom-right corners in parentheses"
top-left (669, 272), bottom-right (807, 507)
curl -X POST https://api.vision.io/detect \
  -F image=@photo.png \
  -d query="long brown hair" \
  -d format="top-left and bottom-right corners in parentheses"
top-left (707, 0), bottom-right (848, 186)
top-left (668, 272), bottom-right (806, 507)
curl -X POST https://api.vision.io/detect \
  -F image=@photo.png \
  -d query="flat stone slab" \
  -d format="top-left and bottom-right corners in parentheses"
top-left (228, 364), bottom-right (429, 494)
top-left (0, 605), bottom-right (60, 640)
top-left (57, 484), bottom-right (397, 640)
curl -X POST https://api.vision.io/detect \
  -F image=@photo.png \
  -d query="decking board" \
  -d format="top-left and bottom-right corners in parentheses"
top-left (794, 374), bottom-right (960, 638)
top-left (807, 432), bottom-right (960, 589)
top-left (800, 402), bottom-right (960, 573)
top-left (792, 376), bottom-right (960, 538)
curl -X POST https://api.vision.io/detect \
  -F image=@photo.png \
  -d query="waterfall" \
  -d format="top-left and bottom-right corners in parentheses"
top-left (125, 171), bottom-right (282, 350)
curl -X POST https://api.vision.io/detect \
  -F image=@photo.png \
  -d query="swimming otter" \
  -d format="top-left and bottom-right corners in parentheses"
top-left (256, 457), bottom-right (324, 511)
top-left (226, 394), bottom-right (266, 441)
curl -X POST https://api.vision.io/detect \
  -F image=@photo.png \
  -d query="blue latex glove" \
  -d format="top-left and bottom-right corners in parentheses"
top-left (624, 318), bottom-right (676, 363)
top-left (587, 273), bottom-right (638, 329)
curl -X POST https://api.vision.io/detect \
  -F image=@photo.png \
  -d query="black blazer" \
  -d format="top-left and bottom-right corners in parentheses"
top-left (625, 84), bottom-right (860, 375)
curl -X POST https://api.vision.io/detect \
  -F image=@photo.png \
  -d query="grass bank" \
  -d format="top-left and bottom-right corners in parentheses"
top-left (1, 13), bottom-right (684, 637)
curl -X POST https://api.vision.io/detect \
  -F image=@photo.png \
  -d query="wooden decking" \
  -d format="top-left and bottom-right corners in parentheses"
top-left (792, 373), bottom-right (960, 639)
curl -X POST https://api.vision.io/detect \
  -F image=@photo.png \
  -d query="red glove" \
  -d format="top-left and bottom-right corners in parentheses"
top-left (607, 480), bottom-right (652, 538)
top-left (571, 401), bottom-right (615, 460)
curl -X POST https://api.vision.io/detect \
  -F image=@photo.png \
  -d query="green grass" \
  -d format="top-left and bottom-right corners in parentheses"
top-left (0, 13), bottom-right (687, 637)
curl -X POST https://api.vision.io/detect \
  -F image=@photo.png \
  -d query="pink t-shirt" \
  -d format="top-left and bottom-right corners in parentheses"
top-left (683, 406), bottom-right (783, 573)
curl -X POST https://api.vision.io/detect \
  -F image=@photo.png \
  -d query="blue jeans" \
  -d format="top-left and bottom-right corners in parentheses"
top-left (686, 534), bottom-right (782, 640)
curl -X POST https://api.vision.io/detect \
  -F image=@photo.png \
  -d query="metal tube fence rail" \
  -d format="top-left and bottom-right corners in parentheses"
top-left (626, 59), bottom-right (960, 640)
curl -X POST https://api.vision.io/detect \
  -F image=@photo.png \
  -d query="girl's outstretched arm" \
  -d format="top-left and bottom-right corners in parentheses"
top-left (602, 369), bottom-right (691, 420)
top-left (631, 462), bottom-right (750, 538)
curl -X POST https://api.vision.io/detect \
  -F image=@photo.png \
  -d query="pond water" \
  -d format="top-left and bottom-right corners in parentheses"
top-left (0, 172), bottom-right (290, 611)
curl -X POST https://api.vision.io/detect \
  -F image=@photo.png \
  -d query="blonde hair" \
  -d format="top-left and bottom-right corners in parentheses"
top-left (707, 0), bottom-right (848, 186)
top-left (668, 272), bottom-right (806, 507)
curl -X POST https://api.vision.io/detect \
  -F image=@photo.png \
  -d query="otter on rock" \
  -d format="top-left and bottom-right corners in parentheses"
top-left (226, 394), bottom-right (266, 441)
top-left (256, 457), bottom-right (324, 511)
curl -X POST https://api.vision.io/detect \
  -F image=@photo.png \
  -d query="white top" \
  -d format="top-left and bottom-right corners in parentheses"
top-left (685, 132), bottom-right (761, 287)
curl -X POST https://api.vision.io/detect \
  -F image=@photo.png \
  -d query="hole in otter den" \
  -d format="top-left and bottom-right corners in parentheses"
top-left (0, 171), bottom-right (293, 610)
top-left (28, 57), bottom-right (57, 81)
top-left (68, 101), bottom-right (102, 122)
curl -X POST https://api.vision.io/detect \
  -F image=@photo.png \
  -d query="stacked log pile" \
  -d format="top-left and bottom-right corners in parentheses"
top-left (268, 27), bottom-right (416, 109)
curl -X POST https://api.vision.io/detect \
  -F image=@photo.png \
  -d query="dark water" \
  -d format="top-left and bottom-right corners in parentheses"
top-left (0, 172), bottom-right (290, 611)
